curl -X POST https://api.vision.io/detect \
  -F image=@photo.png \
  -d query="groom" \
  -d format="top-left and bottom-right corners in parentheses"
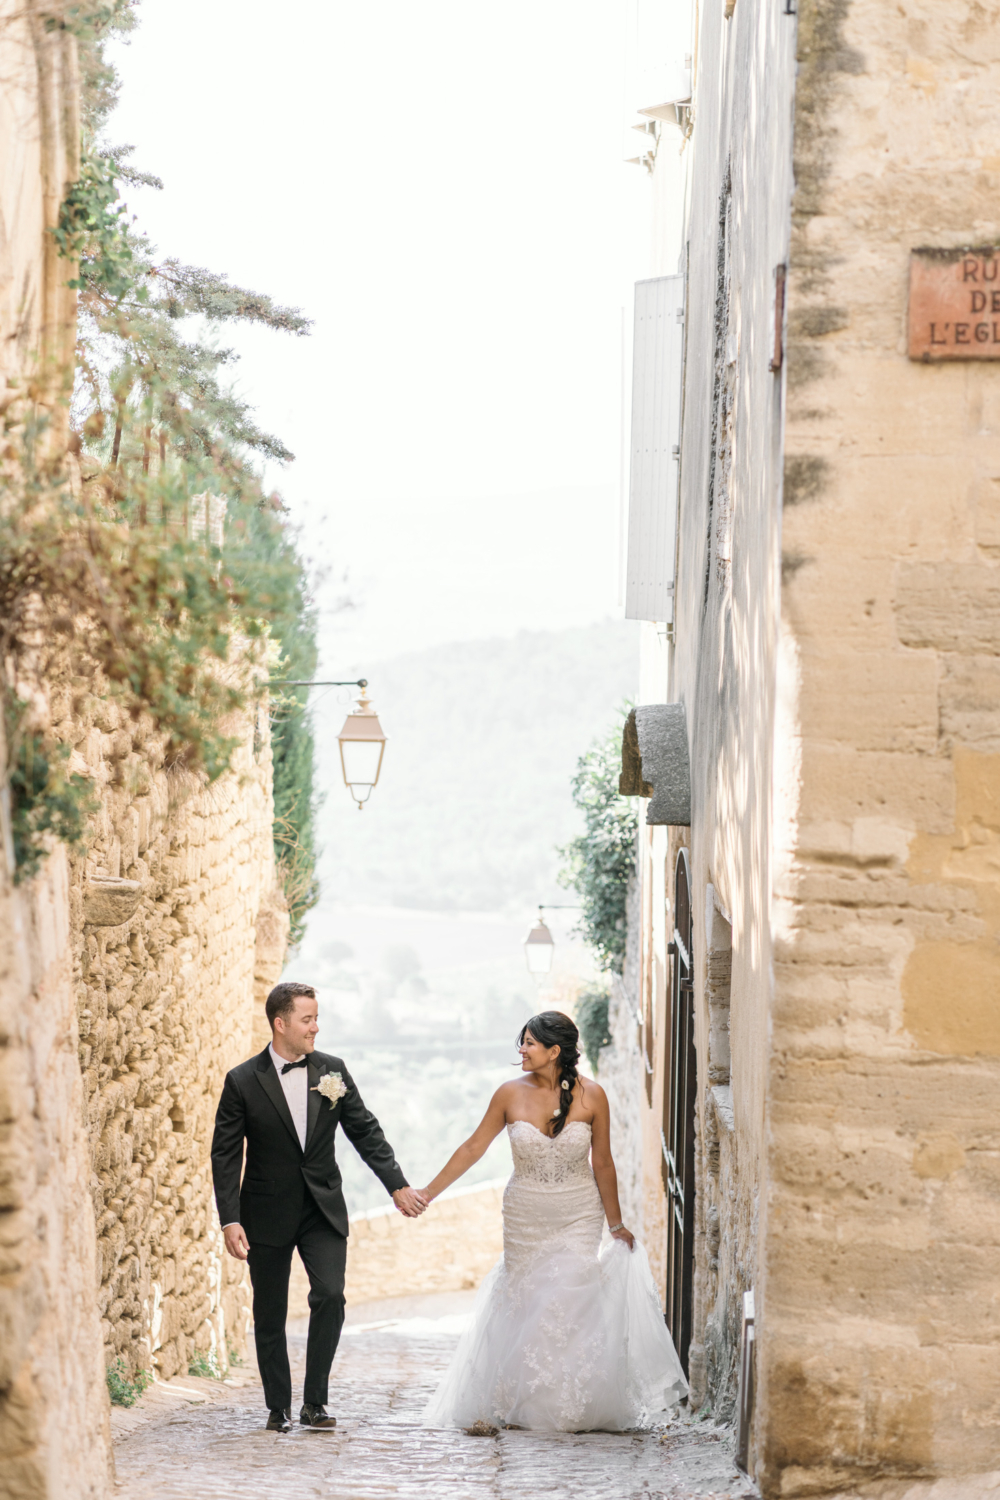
top-left (211, 981), bottom-right (426, 1431)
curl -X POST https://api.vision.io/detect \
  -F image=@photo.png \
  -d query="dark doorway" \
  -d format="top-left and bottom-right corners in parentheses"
top-left (662, 847), bottom-right (696, 1374)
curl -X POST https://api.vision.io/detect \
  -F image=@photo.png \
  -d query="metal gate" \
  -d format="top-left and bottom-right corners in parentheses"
top-left (662, 847), bottom-right (696, 1373)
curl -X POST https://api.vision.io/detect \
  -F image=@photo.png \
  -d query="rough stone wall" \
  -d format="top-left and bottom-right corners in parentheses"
top-left (68, 691), bottom-right (284, 1382)
top-left (0, 14), bottom-right (113, 1498)
top-left (759, 0), bottom-right (1000, 1493)
top-left (0, 851), bottom-right (111, 1499)
top-left (594, 873), bottom-right (644, 1237)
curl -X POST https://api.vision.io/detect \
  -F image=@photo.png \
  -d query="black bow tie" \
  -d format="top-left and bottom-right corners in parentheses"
top-left (280, 1057), bottom-right (308, 1074)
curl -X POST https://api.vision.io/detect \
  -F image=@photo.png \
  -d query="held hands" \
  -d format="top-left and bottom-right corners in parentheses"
top-left (392, 1187), bottom-right (429, 1218)
top-left (223, 1223), bottom-right (250, 1260)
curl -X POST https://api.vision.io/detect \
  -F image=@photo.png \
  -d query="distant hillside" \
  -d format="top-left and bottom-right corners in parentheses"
top-left (308, 619), bottom-right (639, 913)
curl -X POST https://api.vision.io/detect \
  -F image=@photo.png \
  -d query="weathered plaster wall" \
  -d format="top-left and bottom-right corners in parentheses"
top-left (760, 0), bottom-right (1000, 1492)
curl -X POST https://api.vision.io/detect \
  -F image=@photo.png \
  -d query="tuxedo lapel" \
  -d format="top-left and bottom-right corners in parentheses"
top-left (254, 1049), bottom-right (302, 1153)
top-left (305, 1057), bottom-right (324, 1150)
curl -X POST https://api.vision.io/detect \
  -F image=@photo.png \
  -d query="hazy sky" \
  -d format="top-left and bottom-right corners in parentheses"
top-left (107, 0), bottom-right (654, 667)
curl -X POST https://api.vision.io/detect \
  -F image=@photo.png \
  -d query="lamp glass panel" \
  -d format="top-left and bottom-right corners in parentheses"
top-left (524, 937), bottom-right (554, 975)
top-left (340, 738), bottom-right (384, 787)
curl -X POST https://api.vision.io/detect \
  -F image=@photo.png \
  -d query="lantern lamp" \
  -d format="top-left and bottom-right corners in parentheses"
top-left (524, 908), bottom-right (556, 976)
top-left (336, 689), bottom-right (387, 809)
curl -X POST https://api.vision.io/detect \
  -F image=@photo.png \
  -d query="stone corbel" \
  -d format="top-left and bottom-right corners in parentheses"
top-left (619, 705), bottom-right (691, 825)
top-left (83, 877), bottom-right (143, 927)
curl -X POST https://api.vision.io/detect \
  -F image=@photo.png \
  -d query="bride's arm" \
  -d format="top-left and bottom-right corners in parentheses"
top-left (420, 1085), bottom-right (509, 1202)
top-left (588, 1084), bottom-right (635, 1250)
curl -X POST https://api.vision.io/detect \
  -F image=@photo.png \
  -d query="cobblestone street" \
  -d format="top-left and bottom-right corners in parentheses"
top-left (112, 1296), bottom-right (752, 1500)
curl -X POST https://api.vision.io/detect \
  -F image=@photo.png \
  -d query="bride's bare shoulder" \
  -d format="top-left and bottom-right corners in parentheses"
top-left (490, 1079), bottom-right (522, 1106)
top-left (576, 1075), bottom-right (608, 1110)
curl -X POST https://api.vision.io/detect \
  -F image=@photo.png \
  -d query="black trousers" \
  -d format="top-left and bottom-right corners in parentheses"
top-left (247, 1191), bottom-right (347, 1411)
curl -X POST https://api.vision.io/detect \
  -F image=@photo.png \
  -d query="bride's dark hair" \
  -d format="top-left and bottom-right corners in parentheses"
top-left (517, 1010), bottom-right (581, 1137)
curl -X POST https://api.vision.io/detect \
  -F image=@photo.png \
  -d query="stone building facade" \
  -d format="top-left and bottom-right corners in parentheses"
top-left (0, 16), bottom-right (289, 1497)
top-left (616, 0), bottom-right (1000, 1495)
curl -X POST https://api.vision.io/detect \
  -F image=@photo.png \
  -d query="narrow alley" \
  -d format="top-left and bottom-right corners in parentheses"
top-left (111, 1295), bottom-right (750, 1500)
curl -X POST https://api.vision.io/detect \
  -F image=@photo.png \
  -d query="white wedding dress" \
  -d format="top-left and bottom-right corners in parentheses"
top-left (423, 1120), bottom-right (688, 1432)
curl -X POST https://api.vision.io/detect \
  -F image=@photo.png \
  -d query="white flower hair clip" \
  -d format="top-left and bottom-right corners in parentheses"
top-left (312, 1072), bottom-right (347, 1107)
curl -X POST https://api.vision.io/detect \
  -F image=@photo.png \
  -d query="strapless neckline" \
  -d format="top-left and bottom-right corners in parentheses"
top-left (508, 1119), bottom-right (592, 1140)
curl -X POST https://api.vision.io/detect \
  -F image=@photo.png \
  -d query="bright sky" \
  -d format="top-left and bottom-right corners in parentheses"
top-left (107, 0), bottom-right (653, 666)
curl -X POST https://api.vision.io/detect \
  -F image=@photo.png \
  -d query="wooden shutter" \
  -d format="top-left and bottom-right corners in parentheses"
top-left (625, 274), bottom-right (685, 624)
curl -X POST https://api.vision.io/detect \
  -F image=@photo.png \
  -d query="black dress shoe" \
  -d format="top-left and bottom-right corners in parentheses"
top-left (266, 1408), bottom-right (292, 1431)
top-left (299, 1403), bottom-right (337, 1429)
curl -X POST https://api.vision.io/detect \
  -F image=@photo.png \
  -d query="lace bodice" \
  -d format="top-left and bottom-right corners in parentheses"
top-left (507, 1119), bottom-right (594, 1187)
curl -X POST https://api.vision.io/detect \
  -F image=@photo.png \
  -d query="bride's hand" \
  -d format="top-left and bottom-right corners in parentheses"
top-left (611, 1226), bottom-right (635, 1252)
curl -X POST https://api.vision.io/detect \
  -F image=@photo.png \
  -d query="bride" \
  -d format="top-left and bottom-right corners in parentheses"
top-left (420, 1010), bottom-right (687, 1432)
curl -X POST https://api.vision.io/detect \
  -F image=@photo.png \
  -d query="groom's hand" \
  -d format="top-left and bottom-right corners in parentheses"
top-left (223, 1223), bottom-right (250, 1260)
top-left (392, 1187), bottom-right (428, 1218)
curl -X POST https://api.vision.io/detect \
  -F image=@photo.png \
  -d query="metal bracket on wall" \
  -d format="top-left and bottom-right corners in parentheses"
top-left (735, 1289), bottom-right (756, 1472)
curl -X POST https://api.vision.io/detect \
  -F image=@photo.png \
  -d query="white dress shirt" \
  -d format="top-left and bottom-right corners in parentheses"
top-left (270, 1042), bottom-right (309, 1150)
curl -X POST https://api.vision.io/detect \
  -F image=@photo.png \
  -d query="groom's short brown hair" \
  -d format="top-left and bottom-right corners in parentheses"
top-left (266, 981), bottom-right (316, 1029)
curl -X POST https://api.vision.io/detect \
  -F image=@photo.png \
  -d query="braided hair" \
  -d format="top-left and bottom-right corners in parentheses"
top-left (517, 1010), bottom-right (581, 1137)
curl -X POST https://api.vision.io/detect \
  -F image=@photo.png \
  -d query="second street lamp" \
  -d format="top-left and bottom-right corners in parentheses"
top-left (522, 903), bottom-right (581, 978)
top-left (524, 910), bottom-right (556, 976)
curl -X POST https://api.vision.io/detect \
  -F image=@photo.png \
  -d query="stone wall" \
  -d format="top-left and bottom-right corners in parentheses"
top-left (761, 0), bottom-right (1000, 1491)
top-left (0, 850), bottom-right (111, 1499)
top-left (288, 1181), bottom-right (506, 1315)
top-left (0, 14), bottom-right (113, 1498)
top-left (69, 691), bottom-right (285, 1383)
top-left (631, 0), bottom-right (1000, 1492)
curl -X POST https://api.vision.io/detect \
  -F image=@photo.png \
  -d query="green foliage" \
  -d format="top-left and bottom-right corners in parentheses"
top-left (187, 1350), bottom-right (222, 1379)
top-left (575, 985), bottom-right (612, 1073)
top-left (252, 512), bottom-right (319, 944)
top-left (1, 1), bottom-right (321, 899)
top-left (6, 703), bottom-right (98, 883)
top-left (558, 712), bottom-right (638, 973)
top-left (106, 1357), bottom-right (150, 1407)
top-left (53, 146), bottom-right (136, 298)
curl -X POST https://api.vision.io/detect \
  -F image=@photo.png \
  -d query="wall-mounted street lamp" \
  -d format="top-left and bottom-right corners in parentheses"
top-left (336, 688), bottom-right (387, 810)
top-left (267, 676), bottom-right (388, 810)
top-left (523, 904), bottom-right (579, 977)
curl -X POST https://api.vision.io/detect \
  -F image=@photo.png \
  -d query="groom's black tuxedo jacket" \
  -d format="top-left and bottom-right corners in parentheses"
top-left (211, 1046), bottom-right (407, 1245)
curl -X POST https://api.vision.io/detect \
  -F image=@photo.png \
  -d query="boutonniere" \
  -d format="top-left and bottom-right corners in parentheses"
top-left (312, 1071), bottom-right (347, 1108)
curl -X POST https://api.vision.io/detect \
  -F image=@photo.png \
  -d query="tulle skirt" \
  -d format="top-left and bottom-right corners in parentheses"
top-left (423, 1225), bottom-right (688, 1432)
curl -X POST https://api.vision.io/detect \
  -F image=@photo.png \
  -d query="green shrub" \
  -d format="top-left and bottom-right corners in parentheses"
top-left (576, 986), bottom-right (612, 1073)
top-left (106, 1358), bottom-right (151, 1407)
top-left (558, 712), bottom-right (638, 973)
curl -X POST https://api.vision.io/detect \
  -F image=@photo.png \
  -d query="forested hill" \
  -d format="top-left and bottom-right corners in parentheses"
top-left (309, 619), bottom-right (639, 914)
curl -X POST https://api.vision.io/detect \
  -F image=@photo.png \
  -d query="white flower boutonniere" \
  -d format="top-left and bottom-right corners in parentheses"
top-left (312, 1071), bottom-right (347, 1108)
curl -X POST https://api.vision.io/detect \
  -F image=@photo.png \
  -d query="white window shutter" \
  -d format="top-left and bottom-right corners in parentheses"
top-left (625, 274), bottom-right (685, 624)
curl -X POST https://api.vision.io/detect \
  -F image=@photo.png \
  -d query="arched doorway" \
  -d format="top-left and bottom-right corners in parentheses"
top-left (663, 847), bottom-right (696, 1374)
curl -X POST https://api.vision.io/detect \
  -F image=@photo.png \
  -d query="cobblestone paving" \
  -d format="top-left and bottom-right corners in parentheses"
top-left (113, 1306), bottom-right (753, 1500)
